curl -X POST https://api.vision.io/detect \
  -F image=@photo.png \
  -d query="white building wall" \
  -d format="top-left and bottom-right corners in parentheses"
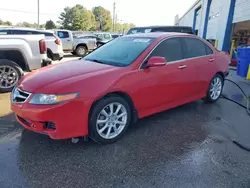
top-left (233, 0), bottom-right (250, 23)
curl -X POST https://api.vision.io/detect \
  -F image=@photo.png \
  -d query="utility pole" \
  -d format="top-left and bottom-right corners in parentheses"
top-left (113, 1), bottom-right (116, 32)
top-left (37, 0), bottom-right (40, 28)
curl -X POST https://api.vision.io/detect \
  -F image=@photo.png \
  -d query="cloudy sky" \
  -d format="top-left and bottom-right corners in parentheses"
top-left (0, 0), bottom-right (196, 26)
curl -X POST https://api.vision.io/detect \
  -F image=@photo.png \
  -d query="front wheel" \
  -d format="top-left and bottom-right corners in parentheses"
top-left (0, 59), bottom-right (23, 93)
top-left (89, 95), bottom-right (131, 144)
top-left (203, 74), bottom-right (224, 103)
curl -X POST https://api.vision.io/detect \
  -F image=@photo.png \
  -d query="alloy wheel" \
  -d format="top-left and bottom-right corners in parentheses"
top-left (0, 65), bottom-right (18, 89)
top-left (96, 102), bottom-right (128, 139)
top-left (210, 77), bottom-right (222, 100)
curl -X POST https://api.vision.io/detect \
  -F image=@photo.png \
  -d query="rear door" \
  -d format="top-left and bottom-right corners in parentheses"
top-left (182, 37), bottom-right (215, 96)
top-left (56, 30), bottom-right (72, 51)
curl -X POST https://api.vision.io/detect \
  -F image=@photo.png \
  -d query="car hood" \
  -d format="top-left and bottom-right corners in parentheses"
top-left (18, 60), bottom-right (118, 92)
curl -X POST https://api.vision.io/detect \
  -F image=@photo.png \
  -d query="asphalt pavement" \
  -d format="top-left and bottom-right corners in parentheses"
top-left (0, 63), bottom-right (250, 188)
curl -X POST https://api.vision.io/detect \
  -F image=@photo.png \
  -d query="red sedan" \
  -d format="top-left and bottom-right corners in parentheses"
top-left (11, 33), bottom-right (230, 144)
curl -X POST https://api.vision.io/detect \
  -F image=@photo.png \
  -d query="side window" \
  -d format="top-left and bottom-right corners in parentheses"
top-left (183, 37), bottom-right (207, 58)
top-left (13, 30), bottom-right (33, 35)
top-left (205, 44), bottom-right (213, 55)
top-left (57, 31), bottom-right (69, 38)
top-left (104, 34), bottom-right (111, 39)
top-left (148, 38), bottom-right (183, 62)
top-left (0, 30), bottom-right (9, 35)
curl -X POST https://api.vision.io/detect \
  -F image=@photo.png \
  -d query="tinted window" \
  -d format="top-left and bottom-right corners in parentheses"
top-left (205, 45), bottom-right (213, 55)
top-left (57, 31), bottom-right (69, 38)
top-left (84, 37), bottom-right (155, 67)
top-left (183, 37), bottom-right (207, 58)
top-left (39, 32), bottom-right (54, 37)
top-left (0, 30), bottom-right (10, 34)
top-left (151, 27), bottom-right (175, 32)
top-left (149, 38), bottom-right (183, 62)
top-left (13, 30), bottom-right (33, 34)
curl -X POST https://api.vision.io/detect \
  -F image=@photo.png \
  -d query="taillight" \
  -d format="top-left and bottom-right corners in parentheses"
top-left (39, 40), bottom-right (46, 54)
top-left (55, 38), bottom-right (61, 45)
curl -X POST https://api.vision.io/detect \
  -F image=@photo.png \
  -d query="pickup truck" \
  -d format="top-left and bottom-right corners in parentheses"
top-left (0, 34), bottom-right (51, 92)
top-left (53, 29), bottom-right (97, 56)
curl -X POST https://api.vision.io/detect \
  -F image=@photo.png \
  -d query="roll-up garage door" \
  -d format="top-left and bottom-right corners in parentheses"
top-left (206, 0), bottom-right (222, 39)
top-left (233, 0), bottom-right (250, 23)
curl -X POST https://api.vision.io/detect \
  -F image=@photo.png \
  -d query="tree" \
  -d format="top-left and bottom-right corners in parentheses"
top-left (45, 20), bottom-right (56, 29)
top-left (0, 19), bottom-right (12, 26)
top-left (115, 23), bottom-right (136, 33)
top-left (92, 6), bottom-right (112, 31)
top-left (16, 22), bottom-right (37, 28)
top-left (58, 4), bottom-right (96, 31)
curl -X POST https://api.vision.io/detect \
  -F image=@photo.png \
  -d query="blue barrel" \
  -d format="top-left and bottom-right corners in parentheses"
top-left (237, 47), bottom-right (250, 77)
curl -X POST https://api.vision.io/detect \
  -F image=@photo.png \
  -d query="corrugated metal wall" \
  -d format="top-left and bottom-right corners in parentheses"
top-left (233, 0), bottom-right (250, 23)
top-left (206, 0), bottom-right (223, 39)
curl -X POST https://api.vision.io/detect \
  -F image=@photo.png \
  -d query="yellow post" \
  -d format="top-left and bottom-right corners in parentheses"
top-left (215, 40), bottom-right (218, 49)
top-left (230, 40), bottom-right (235, 58)
top-left (247, 65), bottom-right (250, 80)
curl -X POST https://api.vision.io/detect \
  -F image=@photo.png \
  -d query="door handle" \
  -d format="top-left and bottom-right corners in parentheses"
top-left (209, 58), bottom-right (215, 62)
top-left (178, 65), bottom-right (187, 69)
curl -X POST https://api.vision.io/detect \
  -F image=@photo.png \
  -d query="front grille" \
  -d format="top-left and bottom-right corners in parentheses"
top-left (12, 87), bottom-right (32, 103)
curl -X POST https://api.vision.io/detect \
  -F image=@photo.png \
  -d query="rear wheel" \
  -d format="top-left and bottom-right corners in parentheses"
top-left (203, 74), bottom-right (224, 103)
top-left (89, 95), bottom-right (131, 144)
top-left (75, 46), bottom-right (87, 57)
top-left (0, 59), bottom-right (23, 93)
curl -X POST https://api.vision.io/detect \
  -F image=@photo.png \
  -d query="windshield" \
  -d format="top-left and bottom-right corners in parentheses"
top-left (84, 37), bottom-right (155, 67)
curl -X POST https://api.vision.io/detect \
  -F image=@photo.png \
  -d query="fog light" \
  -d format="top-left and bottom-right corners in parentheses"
top-left (44, 122), bottom-right (56, 130)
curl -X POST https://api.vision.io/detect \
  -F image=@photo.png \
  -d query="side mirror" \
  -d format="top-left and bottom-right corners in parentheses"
top-left (146, 56), bottom-right (167, 67)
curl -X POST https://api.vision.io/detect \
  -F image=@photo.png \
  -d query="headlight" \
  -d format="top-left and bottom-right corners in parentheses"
top-left (29, 92), bottom-right (79, 105)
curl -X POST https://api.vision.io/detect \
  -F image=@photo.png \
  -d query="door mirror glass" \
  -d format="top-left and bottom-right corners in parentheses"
top-left (147, 56), bottom-right (167, 67)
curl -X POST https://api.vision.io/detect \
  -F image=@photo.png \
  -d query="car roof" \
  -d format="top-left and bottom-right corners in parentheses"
top-left (0, 27), bottom-right (54, 33)
top-left (123, 32), bottom-right (193, 38)
top-left (130, 25), bottom-right (192, 29)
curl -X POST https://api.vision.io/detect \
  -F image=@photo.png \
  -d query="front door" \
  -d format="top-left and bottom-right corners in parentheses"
top-left (133, 37), bottom-right (197, 113)
top-left (57, 31), bottom-right (72, 51)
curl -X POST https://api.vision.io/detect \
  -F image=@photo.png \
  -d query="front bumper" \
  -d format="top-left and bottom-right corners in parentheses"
top-left (11, 98), bottom-right (89, 139)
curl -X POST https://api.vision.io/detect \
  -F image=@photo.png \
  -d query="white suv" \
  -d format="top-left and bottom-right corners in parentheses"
top-left (0, 27), bottom-right (64, 61)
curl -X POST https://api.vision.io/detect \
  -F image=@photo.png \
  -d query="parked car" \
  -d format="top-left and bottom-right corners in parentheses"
top-left (93, 32), bottom-right (113, 43)
top-left (0, 34), bottom-right (50, 92)
top-left (127, 26), bottom-right (195, 35)
top-left (111, 33), bottom-right (122, 39)
top-left (0, 27), bottom-right (64, 61)
top-left (77, 35), bottom-right (106, 48)
top-left (11, 32), bottom-right (230, 144)
top-left (53, 29), bottom-right (97, 56)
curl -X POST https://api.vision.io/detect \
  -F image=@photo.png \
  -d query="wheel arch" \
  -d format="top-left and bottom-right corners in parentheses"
top-left (0, 49), bottom-right (29, 71)
top-left (75, 43), bottom-right (88, 51)
top-left (88, 91), bottom-right (138, 124)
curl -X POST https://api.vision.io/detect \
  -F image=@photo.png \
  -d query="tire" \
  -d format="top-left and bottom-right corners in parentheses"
top-left (89, 95), bottom-right (132, 144)
top-left (47, 51), bottom-right (53, 61)
top-left (203, 74), bottom-right (224, 103)
top-left (75, 45), bottom-right (87, 57)
top-left (0, 59), bottom-right (23, 93)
